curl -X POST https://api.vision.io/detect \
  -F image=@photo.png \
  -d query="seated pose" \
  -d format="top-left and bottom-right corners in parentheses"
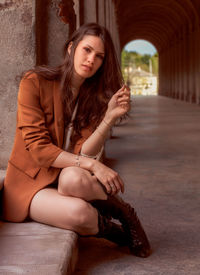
top-left (3, 23), bottom-right (151, 257)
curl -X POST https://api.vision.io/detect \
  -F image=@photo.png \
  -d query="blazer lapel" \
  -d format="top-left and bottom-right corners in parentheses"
top-left (53, 81), bottom-right (64, 148)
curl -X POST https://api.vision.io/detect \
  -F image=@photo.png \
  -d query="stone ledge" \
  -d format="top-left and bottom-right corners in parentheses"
top-left (0, 221), bottom-right (78, 275)
top-left (0, 169), bottom-right (78, 275)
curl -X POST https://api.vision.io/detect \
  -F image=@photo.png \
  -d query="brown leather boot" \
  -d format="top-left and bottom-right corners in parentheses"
top-left (95, 212), bottom-right (129, 247)
top-left (91, 195), bottom-right (151, 257)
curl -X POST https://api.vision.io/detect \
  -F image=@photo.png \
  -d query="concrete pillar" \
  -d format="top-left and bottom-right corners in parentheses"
top-left (176, 39), bottom-right (181, 99)
top-left (98, 0), bottom-right (105, 26)
top-left (0, 0), bottom-right (36, 168)
top-left (105, 0), bottom-right (111, 30)
top-left (159, 49), bottom-right (165, 96)
top-left (73, 0), bottom-right (80, 28)
top-left (183, 27), bottom-right (189, 101)
top-left (176, 40), bottom-right (180, 99)
top-left (194, 28), bottom-right (200, 104)
top-left (190, 30), bottom-right (197, 103)
top-left (109, 0), bottom-right (121, 59)
top-left (45, 0), bottom-right (69, 66)
top-left (83, 0), bottom-right (96, 23)
top-left (187, 30), bottom-right (194, 103)
top-left (160, 48), bottom-right (167, 96)
top-left (174, 39), bottom-right (178, 99)
top-left (177, 38), bottom-right (182, 100)
top-left (170, 45), bottom-right (175, 98)
top-left (178, 35), bottom-right (183, 100)
top-left (165, 48), bottom-right (169, 96)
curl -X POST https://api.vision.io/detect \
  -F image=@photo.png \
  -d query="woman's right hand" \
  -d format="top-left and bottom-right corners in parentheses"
top-left (104, 85), bottom-right (131, 124)
top-left (90, 160), bottom-right (124, 195)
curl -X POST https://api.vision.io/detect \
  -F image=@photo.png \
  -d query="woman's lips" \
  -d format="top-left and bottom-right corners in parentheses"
top-left (82, 65), bottom-right (92, 71)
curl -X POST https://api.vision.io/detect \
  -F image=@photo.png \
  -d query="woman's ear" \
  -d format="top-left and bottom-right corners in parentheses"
top-left (67, 42), bottom-right (73, 54)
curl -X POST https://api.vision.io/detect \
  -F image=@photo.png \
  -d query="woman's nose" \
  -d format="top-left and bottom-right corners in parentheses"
top-left (87, 54), bottom-right (95, 64)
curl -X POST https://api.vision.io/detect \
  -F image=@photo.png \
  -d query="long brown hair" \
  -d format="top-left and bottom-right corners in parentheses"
top-left (23, 23), bottom-right (124, 144)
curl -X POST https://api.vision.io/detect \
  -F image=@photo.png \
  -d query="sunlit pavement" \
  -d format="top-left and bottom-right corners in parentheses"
top-left (74, 95), bottom-right (200, 275)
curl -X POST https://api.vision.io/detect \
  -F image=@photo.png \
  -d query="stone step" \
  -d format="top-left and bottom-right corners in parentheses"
top-left (0, 169), bottom-right (78, 275)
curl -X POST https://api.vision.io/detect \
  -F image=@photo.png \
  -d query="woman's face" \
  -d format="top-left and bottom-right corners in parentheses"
top-left (72, 35), bottom-right (105, 81)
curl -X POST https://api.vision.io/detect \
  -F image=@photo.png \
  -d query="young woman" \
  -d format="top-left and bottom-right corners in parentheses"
top-left (3, 23), bottom-right (151, 257)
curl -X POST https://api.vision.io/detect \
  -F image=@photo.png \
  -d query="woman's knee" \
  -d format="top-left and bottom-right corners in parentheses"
top-left (69, 201), bottom-right (98, 235)
top-left (58, 167), bottom-right (91, 195)
top-left (58, 167), bottom-right (82, 193)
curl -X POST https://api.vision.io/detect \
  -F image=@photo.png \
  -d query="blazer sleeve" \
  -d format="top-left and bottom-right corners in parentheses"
top-left (17, 74), bottom-right (63, 168)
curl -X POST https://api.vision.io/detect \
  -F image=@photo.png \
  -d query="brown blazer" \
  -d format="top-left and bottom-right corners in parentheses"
top-left (3, 73), bottom-right (93, 222)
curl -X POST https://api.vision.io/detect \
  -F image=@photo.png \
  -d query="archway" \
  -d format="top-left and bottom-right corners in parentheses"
top-left (121, 39), bottom-right (158, 96)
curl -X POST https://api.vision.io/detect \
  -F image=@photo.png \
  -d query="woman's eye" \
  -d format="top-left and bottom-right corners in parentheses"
top-left (97, 55), bottom-right (104, 60)
top-left (84, 47), bottom-right (90, 53)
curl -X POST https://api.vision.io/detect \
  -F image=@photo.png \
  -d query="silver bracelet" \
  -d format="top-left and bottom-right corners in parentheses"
top-left (75, 155), bottom-right (80, 167)
top-left (103, 119), bottom-right (111, 127)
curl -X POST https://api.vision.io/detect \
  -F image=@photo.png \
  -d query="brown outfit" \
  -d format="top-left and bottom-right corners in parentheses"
top-left (3, 73), bottom-right (93, 222)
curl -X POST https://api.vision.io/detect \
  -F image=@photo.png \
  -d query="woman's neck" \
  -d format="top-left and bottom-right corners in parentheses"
top-left (71, 72), bottom-right (85, 97)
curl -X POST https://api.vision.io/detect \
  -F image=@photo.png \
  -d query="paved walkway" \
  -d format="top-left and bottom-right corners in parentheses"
top-left (74, 95), bottom-right (200, 275)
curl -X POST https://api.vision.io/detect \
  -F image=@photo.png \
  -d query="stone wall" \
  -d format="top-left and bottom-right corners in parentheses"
top-left (35, 0), bottom-right (70, 66)
top-left (0, 0), bottom-right (35, 168)
top-left (0, 0), bottom-right (70, 168)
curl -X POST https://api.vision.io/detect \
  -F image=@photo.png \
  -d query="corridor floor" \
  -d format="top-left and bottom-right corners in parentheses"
top-left (74, 95), bottom-right (200, 275)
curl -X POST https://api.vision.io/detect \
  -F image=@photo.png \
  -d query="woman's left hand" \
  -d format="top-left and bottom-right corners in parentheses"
top-left (105, 85), bottom-right (131, 123)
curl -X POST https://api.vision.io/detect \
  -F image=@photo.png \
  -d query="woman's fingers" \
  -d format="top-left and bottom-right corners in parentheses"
top-left (92, 161), bottom-right (125, 195)
top-left (99, 174), bottom-right (124, 195)
top-left (107, 173), bottom-right (124, 195)
top-left (117, 96), bottom-right (130, 103)
top-left (103, 181), bottom-right (112, 194)
top-left (108, 182), bottom-right (117, 195)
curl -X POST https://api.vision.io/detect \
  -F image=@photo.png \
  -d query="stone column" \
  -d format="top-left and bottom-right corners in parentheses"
top-left (0, 0), bottom-right (36, 168)
top-left (174, 38), bottom-right (178, 99)
top-left (194, 27), bottom-right (200, 104)
top-left (168, 46), bottom-right (172, 97)
top-left (187, 29), bottom-right (195, 103)
top-left (182, 26), bottom-right (188, 101)
top-left (170, 44), bottom-right (174, 98)
top-left (44, 0), bottom-right (70, 66)
top-left (83, 0), bottom-right (96, 23)
top-left (178, 31), bottom-right (184, 101)
top-left (98, 0), bottom-right (105, 26)
top-left (190, 29), bottom-right (197, 103)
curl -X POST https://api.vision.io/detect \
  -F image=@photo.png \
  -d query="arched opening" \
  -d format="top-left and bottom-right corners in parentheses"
top-left (121, 39), bottom-right (158, 96)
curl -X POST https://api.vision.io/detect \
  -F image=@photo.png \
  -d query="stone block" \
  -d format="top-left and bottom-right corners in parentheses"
top-left (0, 221), bottom-right (78, 275)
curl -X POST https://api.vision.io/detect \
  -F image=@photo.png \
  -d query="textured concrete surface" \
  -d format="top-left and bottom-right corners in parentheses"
top-left (74, 95), bottom-right (200, 275)
top-left (0, 0), bottom-right (69, 169)
top-left (0, 0), bottom-right (35, 168)
top-left (0, 169), bottom-right (78, 275)
top-left (0, 221), bottom-right (78, 275)
top-left (36, 0), bottom-right (69, 66)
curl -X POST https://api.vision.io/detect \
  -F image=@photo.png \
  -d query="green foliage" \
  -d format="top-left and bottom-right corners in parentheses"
top-left (121, 50), bottom-right (158, 77)
top-left (151, 54), bottom-right (158, 76)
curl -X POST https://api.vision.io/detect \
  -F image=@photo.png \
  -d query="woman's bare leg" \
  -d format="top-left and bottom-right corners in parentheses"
top-left (29, 188), bottom-right (98, 235)
top-left (58, 167), bottom-right (107, 201)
